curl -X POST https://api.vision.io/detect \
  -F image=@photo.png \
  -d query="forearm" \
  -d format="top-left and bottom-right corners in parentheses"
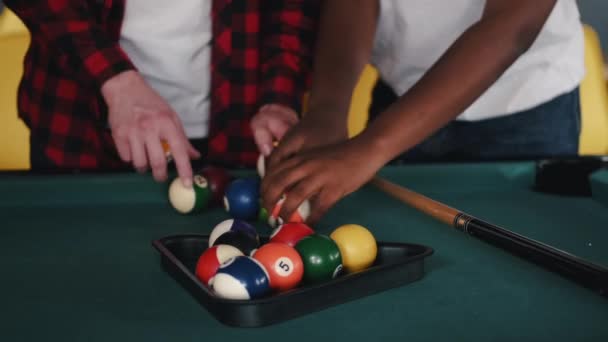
top-left (361, 1), bottom-right (557, 161)
top-left (260, 0), bottom-right (321, 113)
top-left (5, 0), bottom-right (134, 87)
top-left (306, 0), bottom-right (379, 123)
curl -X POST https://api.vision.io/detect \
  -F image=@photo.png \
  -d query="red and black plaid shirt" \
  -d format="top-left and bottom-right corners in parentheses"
top-left (5, 0), bottom-right (318, 169)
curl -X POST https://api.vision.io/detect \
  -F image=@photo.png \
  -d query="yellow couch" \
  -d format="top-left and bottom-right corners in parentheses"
top-left (0, 9), bottom-right (30, 170)
top-left (579, 25), bottom-right (608, 155)
top-left (1, 9), bottom-right (607, 170)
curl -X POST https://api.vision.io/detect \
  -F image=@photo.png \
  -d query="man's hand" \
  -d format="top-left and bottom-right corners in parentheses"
top-left (101, 71), bottom-right (200, 186)
top-left (261, 135), bottom-right (386, 224)
top-left (266, 109), bottom-right (350, 171)
top-left (251, 104), bottom-right (299, 156)
top-left (251, 103), bottom-right (349, 164)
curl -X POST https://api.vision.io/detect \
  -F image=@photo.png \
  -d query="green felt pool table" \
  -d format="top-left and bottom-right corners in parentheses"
top-left (1, 161), bottom-right (608, 341)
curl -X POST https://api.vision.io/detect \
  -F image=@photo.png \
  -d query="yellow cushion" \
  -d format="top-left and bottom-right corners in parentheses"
top-left (0, 10), bottom-right (30, 170)
top-left (579, 24), bottom-right (608, 155)
top-left (0, 10), bottom-right (29, 170)
top-left (347, 65), bottom-right (378, 137)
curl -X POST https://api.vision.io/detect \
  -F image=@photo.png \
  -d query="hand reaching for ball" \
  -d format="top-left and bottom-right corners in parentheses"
top-left (101, 70), bottom-right (200, 186)
top-left (261, 136), bottom-right (387, 224)
top-left (265, 110), bottom-right (350, 172)
top-left (250, 104), bottom-right (299, 157)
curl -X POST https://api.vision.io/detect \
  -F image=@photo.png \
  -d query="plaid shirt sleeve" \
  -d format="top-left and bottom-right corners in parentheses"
top-left (259, 0), bottom-right (320, 114)
top-left (5, 0), bottom-right (135, 88)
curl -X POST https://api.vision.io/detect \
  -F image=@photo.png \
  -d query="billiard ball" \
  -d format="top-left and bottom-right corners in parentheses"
top-left (168, 174), bottom-right (211, 214)
top-left (212, 256), bottom-right (271, 300)
top-left (294, 234), bottom-right (342, 283)
top-left (330, 224), bottom-right (377, 273)
top-left (162, 140), bottom-right (172, 162)
top-left (213, 230), bottom-right (260, 256)
top-left (268, 195), bottom-right (311, 228)
top-left (223, 178), bottom-right (260, 220)
top-left (269, 222), bottom-right (314, 247)
top-left (208, 219), bottom-right (259, 247)
top-left (195, 245), bottom-right (243, 286)
top-left (199, 166), bottom-right (232, 206)
top-left (258, 206), bottom-right (269, 223)
top-left (257, 154), bottom-right (266, 177)
top-left (252, 242), bottom-right (303, 291)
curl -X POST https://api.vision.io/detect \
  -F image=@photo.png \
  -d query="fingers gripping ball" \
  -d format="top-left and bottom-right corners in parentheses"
top-left (253, 243), bottom-right (304, 291)
top-left (223, 178), bottom-right (261, 220)
top-left (269, 222), bottom-right (314, 247)
top-left (195, 245), bottom-right (244, 286)
top-left (257, 141), bottom-right (278, 178)
top-left (330, 224), bottom-right (378, 273)
top-left (212, 256), bottom-right (271, 300)
top-left (269, 195), bottom-right (311, 228)
top-left (209, 219), bottom-right (259, 247)
top-left (168, 174), bottom-right (211, 214)
top-left (295, 234), bottom-right (342, 284)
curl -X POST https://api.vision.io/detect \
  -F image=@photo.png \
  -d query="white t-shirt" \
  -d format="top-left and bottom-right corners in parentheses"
top-left (371, 0), bottom-right (585, 121)
top-left (119, 0), bottom-right (212, 138)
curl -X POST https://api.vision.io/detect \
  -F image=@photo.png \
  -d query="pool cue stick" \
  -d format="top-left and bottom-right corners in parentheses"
top-left (371, 176), bottom-right (608, 297)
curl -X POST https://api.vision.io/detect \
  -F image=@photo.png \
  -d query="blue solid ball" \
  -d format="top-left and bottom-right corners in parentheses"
top-left (212, 256), bottom-right (271, 300)
top-left (223, 178), bottom-right (260, 220)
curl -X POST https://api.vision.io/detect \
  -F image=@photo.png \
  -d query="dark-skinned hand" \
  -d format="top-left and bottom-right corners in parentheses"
top-left (261, 135), bottom-right (386, 224)
top-left (266, 111), bottom-right (350, 172)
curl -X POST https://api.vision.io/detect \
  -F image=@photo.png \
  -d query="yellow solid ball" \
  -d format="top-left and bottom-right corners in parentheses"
top-left (330, 224), bottom-right (377, 273)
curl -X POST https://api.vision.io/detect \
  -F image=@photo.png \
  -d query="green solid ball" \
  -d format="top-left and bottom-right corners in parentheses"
top-left (295, 234), bottom-right (342, 283)
top-left (258, 206), bottom-right (269, 223)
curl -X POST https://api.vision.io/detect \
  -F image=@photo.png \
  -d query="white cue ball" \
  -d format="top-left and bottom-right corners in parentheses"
top-left (168, 177), bottom-right (196, 214)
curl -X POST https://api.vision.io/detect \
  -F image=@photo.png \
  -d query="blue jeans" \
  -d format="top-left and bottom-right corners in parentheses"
top-left (382, 88), bottom-right (581, 163)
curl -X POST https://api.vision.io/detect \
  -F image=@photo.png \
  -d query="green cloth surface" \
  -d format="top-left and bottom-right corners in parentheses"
top-left (591, 168), bottom-right (608, 208)
top-left (1, 162), bottom-right (607, 341)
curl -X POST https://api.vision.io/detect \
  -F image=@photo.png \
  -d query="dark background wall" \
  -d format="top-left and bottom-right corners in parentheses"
top-left (579, 0), bottom-right (608, 54)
